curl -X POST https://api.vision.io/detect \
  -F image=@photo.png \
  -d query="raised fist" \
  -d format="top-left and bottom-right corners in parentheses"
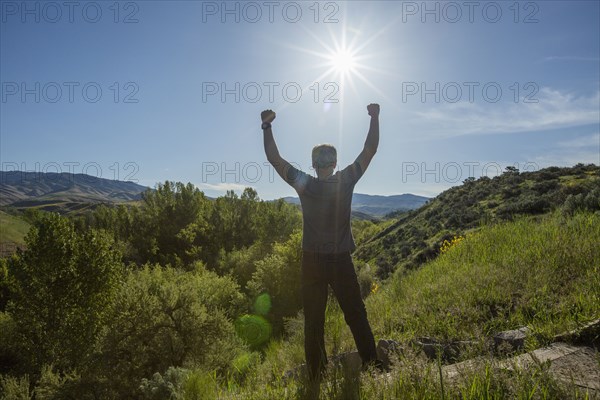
top-left (367, 103), bottom-right (380, 117)
top-left (261, 109), bottom-right (276, 124)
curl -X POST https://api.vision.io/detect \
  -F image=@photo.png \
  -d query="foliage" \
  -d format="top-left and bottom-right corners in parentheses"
top-left (354, 260), bottom-right (377, 299)
top-left (439, 235), bottom-right (464, 254)
top-left (138, 367), bottom-right (219, 400)
top-left (6, 213), bottom-right (123, 373)
top-left (83, 184), bottom-right (301, 270)
top-left (93, 263), bottom-right (245, 398)
top-left (217, 242), bottom-right (269, 289)
top-left (0, 374), bottom-right (32, 400)
top-left (139, 366), bottom-right (189, 400)
top-left (379, 211), bottom-right (600, 342)
top-left (562, 187), bottom-right (600, 215)
top-left (224, 211), bottom-right (600, 399)
top-left (247, 230), bottom-right (303, 336)
top-left (133, 181), bottom-right (213, 267)
top-left (1, 166), bottom-right (599, 398)
top-left (0, 312), bottom-right (19, 375)
top-left (32, 365), bottom-right (80, 400)
top-left (355, 163), bottom-right (600, 278)
top-left (0, 257), bottom-right (14, 312)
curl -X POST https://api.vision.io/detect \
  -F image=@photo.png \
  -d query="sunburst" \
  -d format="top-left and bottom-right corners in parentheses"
top-left (262, 10), bottom-right (401, 146)
top-left (280, 16), bottom-right (398, 105)
top-left (327, 47), bottom-right (358, 76)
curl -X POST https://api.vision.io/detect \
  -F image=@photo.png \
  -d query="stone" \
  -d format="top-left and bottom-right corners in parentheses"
top-left (444, 343), bottom-right (600, 397)
top-left (377, 339), bottom-right (400, 369)
top-left (330, 351), bottom-right (362, 371)
top-left (413, 337), bottom-right (476, 362)
top-left (493, 326), bottom-right (530, 353)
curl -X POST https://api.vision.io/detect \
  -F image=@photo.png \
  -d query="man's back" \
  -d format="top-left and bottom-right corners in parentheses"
top-left (294, 161), bottom-right (364, 254)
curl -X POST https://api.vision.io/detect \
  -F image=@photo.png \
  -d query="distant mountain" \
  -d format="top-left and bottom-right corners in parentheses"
top-left (282, 193), bottom-right (430, 217)
top-left (0, 171), bottom-right (149, 213)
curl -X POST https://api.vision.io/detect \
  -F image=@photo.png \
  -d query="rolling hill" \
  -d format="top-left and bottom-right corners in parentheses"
top-left (354, 164), bottom-right (600, 279)
top-left (282, 193), bottom-right (430, 217)
top-left (0, 171), bottom-right (149, 213)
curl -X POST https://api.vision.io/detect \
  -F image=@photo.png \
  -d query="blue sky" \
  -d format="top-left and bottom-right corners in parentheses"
top-left (1, 0), bottom-right (599, 199)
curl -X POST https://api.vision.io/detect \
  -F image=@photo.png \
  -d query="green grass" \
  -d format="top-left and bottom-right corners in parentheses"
top-left (355, 164), bottom-right (600, 278)
top-left (3, 209), bottom-right (597, 399)
top-left (218, 211), bottom-right (600, 399)
top-left (0, 211), bottom-right (30, 245)
top-left (369, 211), bottom-right (600, 345)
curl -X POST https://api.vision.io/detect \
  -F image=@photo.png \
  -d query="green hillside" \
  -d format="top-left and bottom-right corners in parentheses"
top-left (0, 171), bottom-right (148, 213)
top-left (0, 212), bottom-right (30, 256)
top-left (355, 164), bottom-right (600, 278)
top-left (1, 170), bottom-right (598, 399)
top-left (226, 211), bottom-right (600, 399)
top-left (370, 212), bottom-right (600, 343)
top-left (0, 212), bottom-right (30, 244)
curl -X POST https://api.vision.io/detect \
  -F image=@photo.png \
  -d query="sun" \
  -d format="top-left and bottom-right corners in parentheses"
top-left (268, 16), bottom-right (396, 112)
top-left (328, 48), bottom-right (358, 75)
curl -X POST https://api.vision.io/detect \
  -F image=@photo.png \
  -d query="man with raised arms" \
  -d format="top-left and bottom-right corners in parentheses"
top-left (260, 103), bottom-right (382, 382)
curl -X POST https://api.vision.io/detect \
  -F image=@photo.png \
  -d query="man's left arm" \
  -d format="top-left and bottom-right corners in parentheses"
top-left (354, 103), bottom-right (380, 175)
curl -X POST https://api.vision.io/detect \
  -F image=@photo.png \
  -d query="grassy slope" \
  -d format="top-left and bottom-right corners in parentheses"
top-left (225, 211), bottom-right (600, 399)
top-left (0, 211), bottom-right (30, 245)
top-left (355, 164), bottom-right (600, 279)
top-left (368, 211), bottom-right (600, 343)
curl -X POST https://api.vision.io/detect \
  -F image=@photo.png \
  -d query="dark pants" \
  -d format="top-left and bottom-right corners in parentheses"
top-left (301, 250), bottom-right (378, 380)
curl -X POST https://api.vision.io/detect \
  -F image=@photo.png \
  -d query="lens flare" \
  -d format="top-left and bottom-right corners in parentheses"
top-left (234, 314), bottom-right (272, 349)
top-left (253, 293), bottom-right (272, 316)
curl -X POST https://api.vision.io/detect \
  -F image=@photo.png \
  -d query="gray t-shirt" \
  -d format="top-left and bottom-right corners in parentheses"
top-left (284, 161), bottom-right (363, 254)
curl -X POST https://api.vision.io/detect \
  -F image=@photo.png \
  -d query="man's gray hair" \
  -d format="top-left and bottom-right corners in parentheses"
top-left (312, 144), bottom-right (337, 168)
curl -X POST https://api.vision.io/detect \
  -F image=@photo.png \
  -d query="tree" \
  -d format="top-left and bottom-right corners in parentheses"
top-left (7, 213), bottom-right (123, 373)
top-left (133, 181), bottom-right (212, 268)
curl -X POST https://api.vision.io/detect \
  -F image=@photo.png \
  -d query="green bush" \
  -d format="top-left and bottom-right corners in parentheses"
top-left (217, 243), bottom-right (269, 289)
top-left (355, 260), bottom-right (376, 299)
top-left (247, 231), bottom-right (303, 337)
top-left (0, 374), bottom-right (32, 400)
top-left (138, 366), bottom-right (219, 400)
top-left (0, 257), bottom-right (14, 312)
top-left (562, 188), bottom-right (600, 215)
top-left (32, 365), bottom-right (80, 400)
top-left (139, 366), bottom-right (189, 400)
top-left (0, 312), bottom-right (18, 375)
top-left (7, 213), bottom-right (123, 373)
top-left (95, 264), bottom-right (245, 398)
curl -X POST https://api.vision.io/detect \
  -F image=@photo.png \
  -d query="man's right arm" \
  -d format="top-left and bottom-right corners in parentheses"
top-left (261, 110), bottom-right (307, 191)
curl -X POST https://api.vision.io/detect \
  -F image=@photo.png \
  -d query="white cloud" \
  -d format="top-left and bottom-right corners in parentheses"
top-left (406, 88), bottom-right (600, 139)
top-left (532, 132), bottom-right (600, 167)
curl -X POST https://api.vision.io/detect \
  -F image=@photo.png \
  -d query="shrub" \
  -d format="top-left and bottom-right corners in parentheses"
top-left (0, 312), bottom-right (18, 375)
top-left (7, 213), bottom-right (123, 373)
top-left (139, 366), bottom-right (189, 400)
top-left (355, 261), bottom-right (376, 299)
top-left (95, 264), bottom-right (245, 398)
top-left (0, 374), bottom-right (32, 400)
top-left (247, 231), bottom-right (303, 337)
